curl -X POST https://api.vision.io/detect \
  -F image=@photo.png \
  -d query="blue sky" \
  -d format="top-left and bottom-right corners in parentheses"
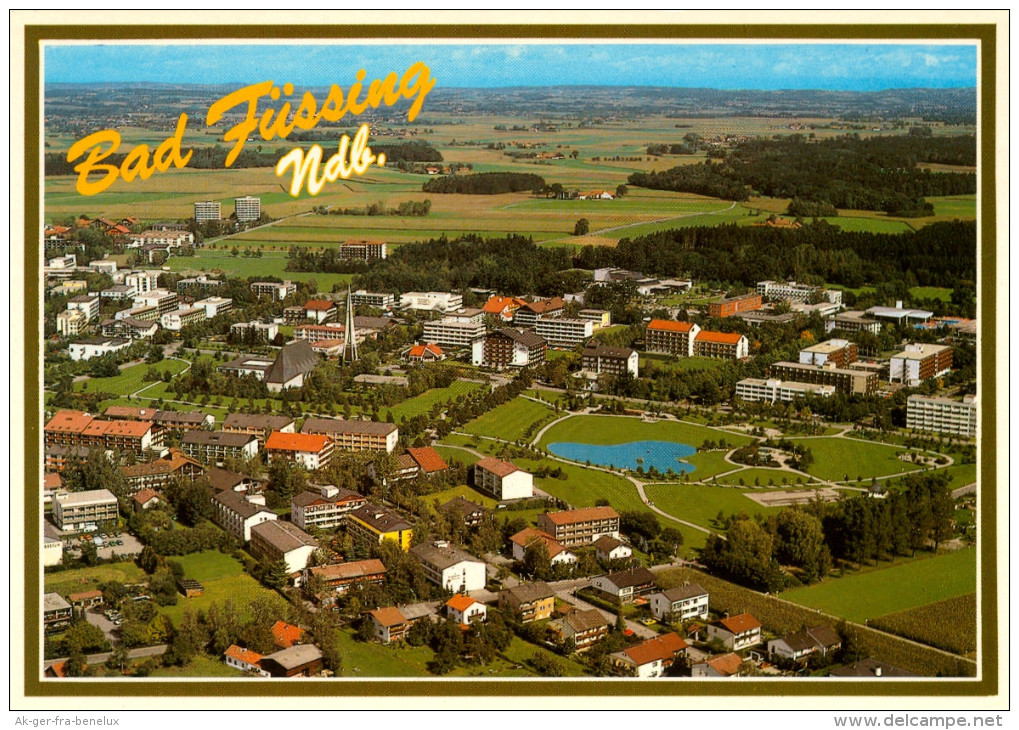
top-left (44, 43), bottom-right (976, 90)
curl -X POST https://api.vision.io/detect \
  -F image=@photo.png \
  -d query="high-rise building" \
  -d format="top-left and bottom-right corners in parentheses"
top-left (195, 201), bottom-right (222, 222)
top-left (234, 196), bottom-right (261, 222)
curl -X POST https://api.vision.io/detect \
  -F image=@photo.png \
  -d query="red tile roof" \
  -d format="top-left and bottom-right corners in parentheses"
top-left (542, 506), bottom-right (619, 526)
top-left (44, 410), bottom-right (95, 434)
top-left (369, 606), bottom-right (408, 627)
top-left (43, 473), bottom-right (62, 489)
top-left (265, 431), bottom-right (330, 453)
top-left (647, 319), bottom-right (695, 333)
top-left (482, 296), bottom-right (525, 315)
top-left (475, 456), bottom-right (520, 478)
top-left (704, 652), bottom-right (743, 676)
top-left (407, 446), bottom-right (448, 473)
top-left (696, 330), bottom-right (745, 345)
top-left (510, 527), bottom-right (570, 559)
top-left (445, 594), bottom-right (480, 613)
top-left (304, 300), bottom-right (336, 311)
top-left (224, 644), bottom-right (264, 666)
top-left (622, 632), bottom-right (688, 666)
top-left (133, 488), bottom-right (160, 505)
top-left (271, 620), bottom-right (304, 648)
top-left (716, 613), bottom-right (761, 635)
top-left (408, 343), bottom-right (444, 359)
top-left (102, 420), bottom-right (154, 437)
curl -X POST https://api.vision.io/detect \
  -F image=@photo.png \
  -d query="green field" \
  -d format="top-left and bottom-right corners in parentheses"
top-left (462, 396), bottom-right (557, 442)
top-left (44, 561), bottom-right (147, 598)
top-left (788, 436), bottom-right (927, 482)
top-left (166, 252), bottom-right (354, 291)
top-left (157, 552), bottom-right (279, 627)
top-left (816, 216), bottom-right (914, 233)
top-left (423, 484), bottom-right (499, 511)
top-left (78, 359), bottom-right (189, 397)
top-left (386, 380), bottom-right (486, 423)
top-left (537, 414), bottom-right (753, 450)
top-left (909, 286), bottom-right (954, 302)
top-left (150, 654), bottom-right (247, 677)
top-left (170, 551), bottom-right (247, 583)
top-left (644, 483), bottom-right (820, 530)
top-left (714, 467), bottom-right (812, 487)
top-left (779, 547), bottom-right (977, 622)
top-left (929, 195), bottom-right (976, 219)
top-left (681, 450), bottom-right (739, 480)
top-left (432, 444), bottom-right (482, 467)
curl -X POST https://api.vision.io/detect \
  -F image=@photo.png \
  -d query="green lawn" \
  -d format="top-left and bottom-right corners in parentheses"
top-left (928, 195), bottom-right (976, 218)
top-left (44, 561), bottom-right (147, 598)
top-left (433, 444), bottom-right (482, 467)
top-left (909, 286), bottom-right (954, 303)
top-left (714, 467), bottom-right (812, 487)
top-left (537, 414), bottom-right (753, 450)
top-left (788, 436), bottom-right (927, 482)
top-left (672, 449), bottom-right (733, 480)
top-left (330, 628), bottom-right (432, 677)
top-left (644, 483), bottom-right (819, 530)
top-left (424, 484), bottom-right (499, 511)
top-left (150, 654), bottom-right (247, 677)
top-left (79, 359), bottom-right (189, 397)
top-left (387, 380), bottom-right (486, 423)
top-left (462, 396), bottom-right (557, 442)
top-left (169, 551), bottom-right (246, 583)
top-left (816, 216), bottom-right (914, 234)
top-left (159, 572), bottom-right (279, 628)
top-left (166, 252), bottom-right (354, 291)
top-left (780, 547), bottom-right (977, 622)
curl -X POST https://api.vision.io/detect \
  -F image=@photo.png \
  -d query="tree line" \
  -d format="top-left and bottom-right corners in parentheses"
top-left (422, 172), bottom-right (546, 195)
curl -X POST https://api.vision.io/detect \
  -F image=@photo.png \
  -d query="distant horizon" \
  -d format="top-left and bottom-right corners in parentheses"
top-left (43, 43), bottom-right (977, 91)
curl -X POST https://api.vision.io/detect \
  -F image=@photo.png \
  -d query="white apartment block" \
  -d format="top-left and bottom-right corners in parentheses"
top-left (399, 291), bottom-right (463, 313)
top-left (234, 196), bottom-right (261, 222)
top-left (534, 317), bottom-right (594, 348)
top-left (350, 290), bottom-right (396, 308)
top-left (53, 489), bottom-right (119, 531)
top-left (757, 280), bottom-right (842, 306)
top-left (161, 307), bottom-right (206, 331)
top-left (906, 394), bottom-right (977, 438)
top-left (422, 318), bottom-right (486, 348)
top-left (195, 200), bottom-right (222, 221)
top-left (125, 271), bottom-right (161, 295)
top-left (251, 280), bottom-right (297, 301)
top-left (66, 294), bottom-right (100, 321)
top-left (735, 378), bottom-right (836, 404)
top-left (194, 296), bottom-right (234, 318)
top-left (889, 343), bottom-right (953, 386)
top-left (57, 309), bottom-right (88, 337)
top-left (474, 457), bottom-right (534, 500)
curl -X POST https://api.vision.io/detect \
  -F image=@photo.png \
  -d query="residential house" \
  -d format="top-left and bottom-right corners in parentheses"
top-left (691, 652), bottom-right (745, 678)
top-left (441, 496), bottom-right (486, 528)
top-left (649, 583), bottom-right (710, 622)
top-left (291, 484), bottom-right (367, 531)
top-left (250, 280), bottom-right (297, 301)
top-left (259, 645), bottom-right (324, 678)
top-left (474, 457), bottom-right (533, 500)
top-left (132, 488), bottom-right (162, 512)
top-left (347, 503), bottom-right (413, 550)
top-left (304, 559), bottom-right (387, 595)
top-left (693, 330), bottom-right (750, 360)
top-left (610, 632), bottom-right (688, 678)
top-left (68, 590), bottom-right (104, 610)
top-left (551, 608), bottom-right (610, 652)
top-left (581, 346), bottom-right (639, 378)
top-left (707, 613), bottom-right (762, 651)
top-left (513, 296), bottom-right (565, 327)
top-left (590, 566), bottom-right (657, 605)
top-left (271, 620), bottom-right (305, 649)
top-left (594, 535), bottom-right (633, 563)
top-left (369, 606), bottom-right (415, 644)
top-left (768, 626), bottom-right (842, 664)
top-left (409, 541), bottom-right (487, 593)
top-left (224, 645), bottom-right (270, 676)
top-left (445, 594), bottom-right (487, 625)
top-left (44, 593), bottom-right (73, 633)
top-left (509, 527), bottom-right (577, 566)
top-left (498, 582), bottom-right (555, 623)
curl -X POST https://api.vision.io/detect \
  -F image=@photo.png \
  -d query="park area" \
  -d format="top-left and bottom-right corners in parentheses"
top-left (157, 550), bottom-right (279, 627)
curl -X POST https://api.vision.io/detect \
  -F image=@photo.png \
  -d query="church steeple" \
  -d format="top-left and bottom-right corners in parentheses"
top-left (343, 286), bottom-right (359, 362)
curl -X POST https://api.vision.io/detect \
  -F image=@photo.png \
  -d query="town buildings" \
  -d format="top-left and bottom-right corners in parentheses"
top-left (249, 520), bottom-right (319, 575)
top-left (339, 239), bottom-right (387, 260)
top-left (707, 613), bottom-right (763, 651)
top-left (347, 504), bottom-right (414, 550)
top-left (473, 457), bottom-right (533, 501)
top-left (499, 582), bottom-right (555, 623)
top-left (533, 317), bottom-right (593, 349)
top-left (735, 378), bottom-right (836, 404)
top-left (301, 417), bottom-right (399, 453)
top-left (649, 583), bottom-right (710, 622)
top-left (708, 293), bottom-right (762, 318)
top-left (409, 541), bottom-right (487, 593)
top-left (52, 489), bottom-right (119, 531)
top-left (581, 346), bottom-right (639, 378)
top-left (211, 490), bottom-right (277, 542)
top-left (767, 361), bottom-right (878, 396)
top-left (645, 319), bottom-right (699, 357)
top-left (291, 484), bottom-right (368, 530)
top-left (194, 200), bottom-right (221, 222)
top-left (479, 328), bottom-right (546, 368)
top-left (889, 344), bottom-right (953, 386)
top-left (234, 196), bottom-right (261, 222)
top-left (538, 507), bottom-right (620, 547)
top-left (799, 339), bottom-right (858, 368)
top-left (182, 431), bottom-right (259, 464)
top-left (906, 394), bottom-right (977, 438)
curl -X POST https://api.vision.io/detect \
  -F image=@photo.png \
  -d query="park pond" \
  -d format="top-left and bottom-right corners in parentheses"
top-left (547, 440), bottom-right (697, 474)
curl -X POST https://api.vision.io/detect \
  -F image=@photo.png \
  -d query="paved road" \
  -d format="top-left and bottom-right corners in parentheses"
top-left (951, 483), bottom-right (977, 498)
top-left (45, 644), bottom-right (167, 670)
top-left (546, 577), bottom-right (660, 640)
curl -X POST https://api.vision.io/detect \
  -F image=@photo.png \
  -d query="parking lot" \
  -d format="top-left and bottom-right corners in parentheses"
top-left (63, 531), bottom-right (144, 561)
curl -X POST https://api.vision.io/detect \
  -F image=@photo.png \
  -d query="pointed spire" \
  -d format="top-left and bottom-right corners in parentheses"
top-left (343, 286), bottom-right (359, 362)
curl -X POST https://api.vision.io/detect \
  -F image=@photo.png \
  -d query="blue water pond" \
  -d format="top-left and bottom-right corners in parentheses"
top-left (547, 440), bottom-right (696, 474)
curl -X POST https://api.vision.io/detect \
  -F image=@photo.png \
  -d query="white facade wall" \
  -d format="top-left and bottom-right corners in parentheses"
top-left (439, 560), bottom-right (487, 593)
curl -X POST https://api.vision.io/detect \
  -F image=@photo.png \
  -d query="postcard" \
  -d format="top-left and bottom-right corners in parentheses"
top-left (9, 10), bottom-right (1009, 713)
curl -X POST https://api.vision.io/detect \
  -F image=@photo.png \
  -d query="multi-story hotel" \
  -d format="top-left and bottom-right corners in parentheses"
top-left (757, 280), bottom-right (843, 306)
top-left (339, 239), bottom-right (387, 260)
top-left (194, 296), bottom-right (234, 319)
top-left (230, 321), bottom-right (279, 343)
top-left (194, 200), bottom-right (221, 222)
top-left (133, 289), bottom-right (179, 315)
top-left (693, 331), bottom-right (749, 360)
top-left (234, 195), bottom-right (261, 222)
top-left (889, 344), bottom-right (953, 386)
top-left (66, 293), bottom-right (100, 322)
top-left (735, 378), bottom-right (836, 404)
top-left (906, 394), bottom-right (977, 438)
top-left (409, 541), bottom-right (487, 594)
top-left (473, 457), bottom-right (534, 501)
top-left (581, 346), bottom-right (639, 378)
top-left (44, 410), bottom-right (155, 456)
top-left (422, 318), bottom-right (486, 348)
top-left (479, 328), bottom-right (546, 368)
top-left (347, 503), bottom-right (414, 551)
top-left (645, 319), bottom-right (699, 356)
top-left (533, 317), bottom-right (594, 349)
top-left (250, 280), bottom-right (297, 301)
top-left (291, 484), bottom-right (368, 531)
top-left (56, 309), bottom-right (88, 337)
top-left (708, 293), bottom-right (762, 318)
top-left (799, 339), bottom-right (858, 368)
top-left (825, 311), bottom-right (882, 335)
top-left (181, 430), bottom-right (259, 464)
top-left (160, 307), bottom-right (206, 331)
top-left (249, 520), bottom-right (318, 576)
top-left (768, 361), bottom-right (878, 396)
top-left (119, 449), bottom-right (205, 493)
top-left (264, 431), bottom-right (334, 471)
top-left (53, 489), bottom-right (119, 531)
top-left (301, 417), bottom-right (399, 453)
top-left (399, 291), bottom-right (463, 313)
top-left (222, 413), bottom-right (295, 447)
top-left (537, 506), bottom-right (621, 547)
top-left (513, 297), bottom-right (565, 327)
top-left (350, 290), bottom-right (395, 308)
top-left (211, 490), bottom-right (277, 542)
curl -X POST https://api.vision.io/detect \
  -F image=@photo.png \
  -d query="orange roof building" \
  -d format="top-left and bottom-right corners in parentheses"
top-left (483, 296), bottom-right (527, 321)
top-left (708, 613), bottom-right (763, 651)
top-left (646, 319), bottom-right (701, 357)
top-left (271, 620), bottom-right (305, 648)
top-left (445, 594), bottom-right (487, 626)
top-left (224, 644), bottom-right (268, 676)
top-left (406, 343), bottom-right (444, 362)
top-left (265, 431), bottom-right (333, 470)
top-left (537, 506), bottom-right (620, 547)
top-left (509, 527), bottom-right (574, 563)
top-left (406, 446), bottom-right (448, 474)
top-left (612, 632), bottom-right (688, 676)
top-left (693, 330), bottom-right (749, 360)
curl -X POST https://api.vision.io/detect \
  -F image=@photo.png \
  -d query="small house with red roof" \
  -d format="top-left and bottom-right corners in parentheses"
top-left (303, 299), bottom-right (338, 323)
top-left (482, 295), bottom-right (527, 322)
top-left (707, 613), bottom-right (762, 651)
top-left (691, 652), bottom-right (745, 678)
top-left (405, 343), bottom-right (445, 362)
top-left (224, 644), bottom-right (270, 676)
top-left (445, 594), bottom-right (487, 626)
top-left (132, 488), bottom-right (163, 513)
top-left (610, 632), bottom-right (688, 678)
top-left (509, 527), bottom-right (577, 566)
top-left (271, 620), bottom-right (305, 649)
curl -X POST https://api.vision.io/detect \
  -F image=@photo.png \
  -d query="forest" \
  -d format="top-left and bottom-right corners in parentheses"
top-left (421, 172), bottom-right (546, 195)
top-left (628, 134), bottom-right (976, 216)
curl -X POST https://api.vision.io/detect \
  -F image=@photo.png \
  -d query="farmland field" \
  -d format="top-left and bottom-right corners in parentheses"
top-left (870, 593), bottom-right (977, 655)
top-left (165, 252), bottom-right (355, 291)
top-left (779, 547), bottom-right (977, 622)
